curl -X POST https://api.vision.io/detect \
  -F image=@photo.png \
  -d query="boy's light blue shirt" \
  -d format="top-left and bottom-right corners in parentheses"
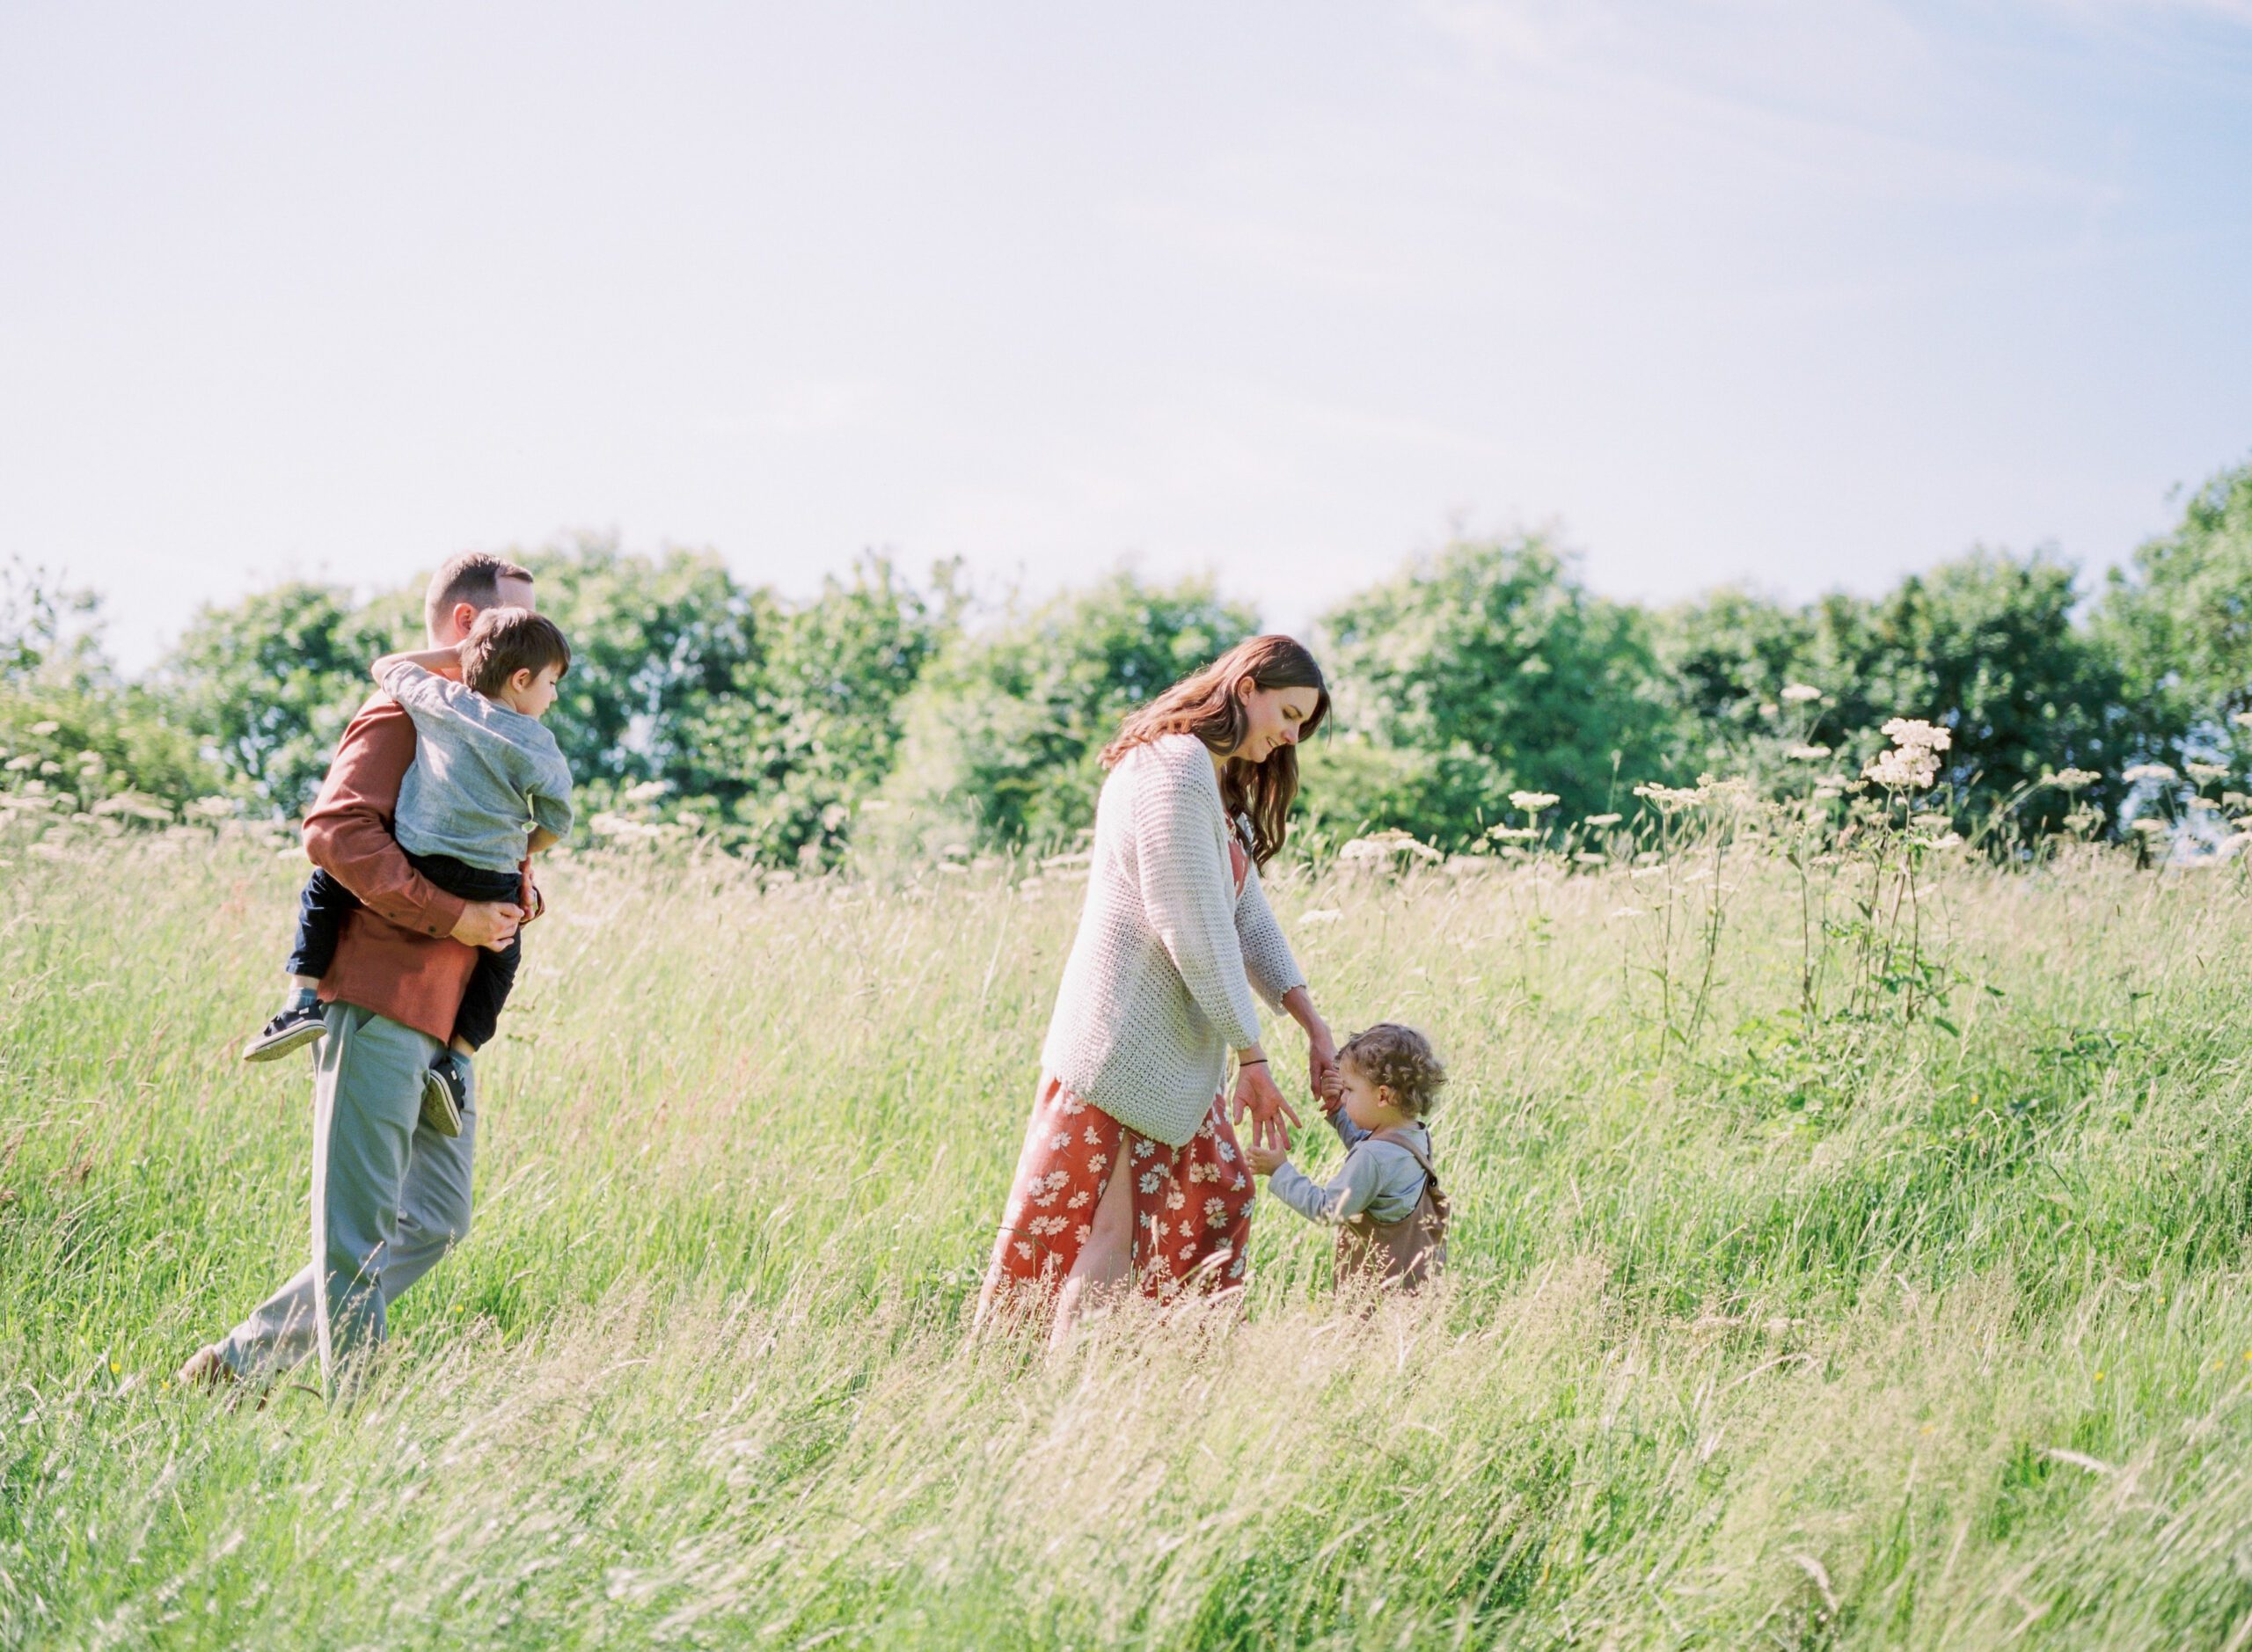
top-left (377, 661), bottom-right (574, 874)
top-left (1267, 1110), bottom-right (1432, 1226)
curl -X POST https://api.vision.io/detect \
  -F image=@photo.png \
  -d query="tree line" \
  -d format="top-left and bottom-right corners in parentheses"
top-left (5, 456), bottom-right (2250, 864)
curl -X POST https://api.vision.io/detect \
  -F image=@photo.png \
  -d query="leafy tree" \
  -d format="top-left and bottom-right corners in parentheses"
top-left (3, 562), bottom-right (222, 814)
top-left (1809, 548), bottom-right (2129, 832)
top-left (875, 572), bottom-right (1256, 857)
top-left (2095, 456), bottom-right (2252, 755)
top-left (165, 581), bottom-right (413, 815)
top-left (1652, 587), bottom-right (1817, 760)
top-left (1316, 534), bottom-right (1674, 844)
top-left (0, 683), bottom-right (218, 815)
top-left (1654, 552), bottom-right (2132, 836)
top-left (2, 559), bottom-right (106, 686)
top-left (515, 536), bottom-right (763, 794)
top-left (675, 554), bottom-right (954, 866)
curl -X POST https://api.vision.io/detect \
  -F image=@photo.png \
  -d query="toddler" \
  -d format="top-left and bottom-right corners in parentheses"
top-left (1247, 1022), bottom-right (1448, 1290)
top-left (242, 607), bottom-right (574, 1137)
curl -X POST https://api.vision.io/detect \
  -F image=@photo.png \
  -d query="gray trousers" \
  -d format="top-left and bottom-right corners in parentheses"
top-left (217, 1002), bottom-right (477, 1393)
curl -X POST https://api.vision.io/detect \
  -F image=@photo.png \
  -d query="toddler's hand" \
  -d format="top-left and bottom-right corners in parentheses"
top-left (1245, 1143), bottom-right (1288, 1177)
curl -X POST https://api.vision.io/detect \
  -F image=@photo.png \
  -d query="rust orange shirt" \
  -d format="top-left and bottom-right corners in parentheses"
top-left (304, 683), bottom-right (530, 1045)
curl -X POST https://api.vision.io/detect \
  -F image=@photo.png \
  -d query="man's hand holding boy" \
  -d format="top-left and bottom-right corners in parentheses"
top-left (450, 899), bottom-right (524, 953)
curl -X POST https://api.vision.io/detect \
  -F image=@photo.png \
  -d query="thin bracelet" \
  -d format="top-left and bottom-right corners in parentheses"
top-left (1239, 1057), bottom-right (1267, 1068)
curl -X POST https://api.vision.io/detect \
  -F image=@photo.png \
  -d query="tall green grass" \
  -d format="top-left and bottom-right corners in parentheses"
top-left (6, 827), bottom-right (2252, 1647)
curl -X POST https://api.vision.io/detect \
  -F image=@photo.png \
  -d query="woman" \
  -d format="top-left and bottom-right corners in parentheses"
top-left (979, 634), bottom-right (1340, 1338)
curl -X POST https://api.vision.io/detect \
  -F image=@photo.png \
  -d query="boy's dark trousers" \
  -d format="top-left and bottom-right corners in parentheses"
top-left (288, 852), bottom-right (523, 1051)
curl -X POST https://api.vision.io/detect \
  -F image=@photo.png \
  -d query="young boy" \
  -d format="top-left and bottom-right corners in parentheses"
top-left (1246, 1022), bottom-right (1449, 1290)
top-left (242, 607), bottom-right (574, 1137)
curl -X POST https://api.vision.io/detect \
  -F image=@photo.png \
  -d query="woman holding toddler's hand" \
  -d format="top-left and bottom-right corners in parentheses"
top-left (977, 636), bottom-right (1341, 1342)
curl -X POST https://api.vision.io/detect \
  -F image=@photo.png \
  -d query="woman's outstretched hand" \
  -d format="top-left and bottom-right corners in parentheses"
top-left (1280, 988), bottom-right (1342, 1108)
top-left (1232, 1055), bottom-right (1301, 1152)
top-left (1306, 1026), bottom-right (1342, 1107)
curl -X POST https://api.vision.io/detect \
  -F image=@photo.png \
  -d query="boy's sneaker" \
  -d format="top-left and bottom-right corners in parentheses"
top-left (420, 1053), bottom-right (467, 1138)
top-left (243, 1000), bottom-right (325, 1063)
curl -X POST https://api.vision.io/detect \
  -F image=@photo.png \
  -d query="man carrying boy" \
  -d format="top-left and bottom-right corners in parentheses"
top-left (178, 553), bottom-right (541, 1397)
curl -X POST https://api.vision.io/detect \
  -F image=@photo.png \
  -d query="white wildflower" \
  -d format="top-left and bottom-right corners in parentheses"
top-left (1881, 718), bottom-right (1952, 753)
top-left (2234, 710), bottom-right (2252, 729)
top-left (1863, 748), bottom-right (1939, 791)
top-left (1508, 790), bottom-right (1560, 813)
top-left (2131, 815), bottom-right (2170, 835)
top-left (2122, 763), bottom-right (2176, 786)
top-left (28, 720), bottom-right (59, 736)
top-left (1787, 744), bottom-right (1832, 761)
top-left (1583, 812), bottom-right (1622, 828)
top-left (1338, 830), bottom-right (1441, 866)
top-left (2045, 768), bottom-right (2100, 791)
top-left (1574, 852), bottom-right (1608, 866)
top-left (2186, 761), bottom-right (2230, 783)
top-left (1780, 683), bottom-right (1823, 704)
top-left (1486, 825), bottom-right (1536, 843)
top-left (1632, 782), bottom-right (1703, 811)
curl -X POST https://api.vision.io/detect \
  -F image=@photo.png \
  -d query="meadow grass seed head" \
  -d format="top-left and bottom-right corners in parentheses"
top-left (1583, 812), bottom-right (1623, 827)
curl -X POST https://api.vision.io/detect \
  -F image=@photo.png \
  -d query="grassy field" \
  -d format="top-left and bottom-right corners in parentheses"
top-left (7, 819), bottom-right (2252, 1648)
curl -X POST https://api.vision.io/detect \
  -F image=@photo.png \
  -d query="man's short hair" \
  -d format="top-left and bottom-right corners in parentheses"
top-left (461, 607), bottom-right (572, 697)
top-left (425, 552), bottom-right (535, 636)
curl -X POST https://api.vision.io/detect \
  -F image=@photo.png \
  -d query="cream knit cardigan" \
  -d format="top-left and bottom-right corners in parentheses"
top-left (1039, 732), bottom-right (1307, 1148)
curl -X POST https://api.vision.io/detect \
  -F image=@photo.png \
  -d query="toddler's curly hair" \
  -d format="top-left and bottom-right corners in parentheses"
top-left (1338, 1022), bottom-right (1446, 1119)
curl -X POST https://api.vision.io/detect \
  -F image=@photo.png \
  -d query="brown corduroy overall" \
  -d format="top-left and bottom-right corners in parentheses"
top-left (1334, 1128), bottom-right (1449, 1292)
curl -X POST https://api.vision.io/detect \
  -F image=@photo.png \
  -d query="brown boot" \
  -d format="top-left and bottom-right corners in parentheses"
top-left (176, 1344), bottom-right (235, 1391)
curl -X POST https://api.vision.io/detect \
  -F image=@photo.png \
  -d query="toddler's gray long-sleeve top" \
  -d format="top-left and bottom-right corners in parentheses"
top-left (377, 661), bottom-right (574, 874)
top-left (1267, 1112), bottom-right (1432, 1225)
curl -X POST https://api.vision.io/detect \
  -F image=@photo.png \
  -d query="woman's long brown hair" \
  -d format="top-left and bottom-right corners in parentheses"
top-left (1100, 634), bottom-right (1328, 866)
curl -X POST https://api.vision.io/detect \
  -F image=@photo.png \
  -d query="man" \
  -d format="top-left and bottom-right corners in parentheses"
top-left (180, 553), bottom-right (540, 1396)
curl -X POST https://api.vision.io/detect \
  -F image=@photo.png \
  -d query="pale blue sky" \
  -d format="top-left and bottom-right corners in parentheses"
top-left (3, 1), bottom-right (2249, 669)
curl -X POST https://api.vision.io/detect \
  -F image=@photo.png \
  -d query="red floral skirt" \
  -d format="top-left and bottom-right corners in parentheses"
top-left (981, 1076), bottom-right (1255, 1312)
